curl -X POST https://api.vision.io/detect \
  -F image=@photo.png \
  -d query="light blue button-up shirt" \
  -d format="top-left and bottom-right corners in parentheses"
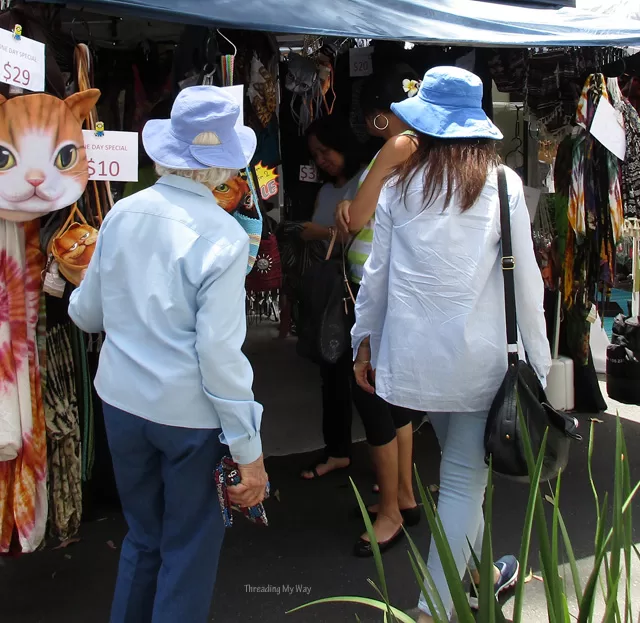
top-left (68, 175), bottom-right (263, 465)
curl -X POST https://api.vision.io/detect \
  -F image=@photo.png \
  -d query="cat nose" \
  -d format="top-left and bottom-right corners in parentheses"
top-left (26, 171), bottom-right (45, 187)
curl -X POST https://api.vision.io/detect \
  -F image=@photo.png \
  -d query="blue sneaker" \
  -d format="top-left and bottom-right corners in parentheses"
top-left (468, 555), bottom-right (519, 610)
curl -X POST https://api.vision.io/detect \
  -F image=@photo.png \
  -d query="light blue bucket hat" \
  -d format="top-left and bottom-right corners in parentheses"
top-left (142, 85), bottom-right (257, 170)
top-left (391, 66), bottom-right (503, 141)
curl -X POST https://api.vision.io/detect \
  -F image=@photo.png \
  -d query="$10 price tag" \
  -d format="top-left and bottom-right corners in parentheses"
top-left (83, 130), bottom-right (139, 182)
top-left (0, 28), bottom-right (45, 92)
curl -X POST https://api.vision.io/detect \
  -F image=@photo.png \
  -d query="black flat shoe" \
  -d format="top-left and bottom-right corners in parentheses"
top-left (353, 525), bottom-right (405, 558)
top-left (359, 505), bottom-right (421, 527)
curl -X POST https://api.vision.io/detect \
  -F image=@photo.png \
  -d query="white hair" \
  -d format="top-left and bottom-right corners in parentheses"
top-left (155, 164), bottom-right (238, 188)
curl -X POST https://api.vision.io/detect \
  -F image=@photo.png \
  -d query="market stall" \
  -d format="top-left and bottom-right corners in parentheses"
top-left (1, 0), bottom-right (640, 557)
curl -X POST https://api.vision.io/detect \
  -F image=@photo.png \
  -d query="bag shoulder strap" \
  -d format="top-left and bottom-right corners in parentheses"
top-left (497, 165), bottom-right (519, 365)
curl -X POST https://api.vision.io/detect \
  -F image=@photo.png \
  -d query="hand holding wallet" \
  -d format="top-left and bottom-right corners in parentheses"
top-left (215, 456), bottom-right (270, 528)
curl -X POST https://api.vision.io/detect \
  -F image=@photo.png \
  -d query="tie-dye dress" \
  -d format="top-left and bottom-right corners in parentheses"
top-left (0, 219), bottom-right (47, 553)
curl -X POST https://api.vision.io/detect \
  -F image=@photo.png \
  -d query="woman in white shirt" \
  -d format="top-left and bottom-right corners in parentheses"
top-left (351, 67), bottom-right (551, 621)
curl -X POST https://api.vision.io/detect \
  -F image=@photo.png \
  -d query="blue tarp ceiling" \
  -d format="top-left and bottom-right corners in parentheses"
top-left (58, 0), bottom-right (640, 47)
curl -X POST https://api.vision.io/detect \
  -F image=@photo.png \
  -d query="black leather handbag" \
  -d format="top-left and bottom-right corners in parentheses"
top-left (297, 231), bottom-right (356, 365)
top-left (484, 166), bottom-right (581, 483)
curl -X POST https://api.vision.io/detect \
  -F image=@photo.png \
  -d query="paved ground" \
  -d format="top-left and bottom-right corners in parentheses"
top-left (1, 325), bottom-right (639, 622)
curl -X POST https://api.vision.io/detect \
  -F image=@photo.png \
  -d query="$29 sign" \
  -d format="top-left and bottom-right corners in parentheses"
top-left (3, 61), bottom-right (30, 88)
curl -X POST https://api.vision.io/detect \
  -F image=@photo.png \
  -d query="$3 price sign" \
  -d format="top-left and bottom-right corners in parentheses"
top-left (88, 159), bottom-right (121, 179)
top-left (3, 61), bottom-right (30, 88)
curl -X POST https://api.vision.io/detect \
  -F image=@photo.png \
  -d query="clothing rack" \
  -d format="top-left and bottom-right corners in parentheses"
top-left (598, 50), bottom-right (640, 78)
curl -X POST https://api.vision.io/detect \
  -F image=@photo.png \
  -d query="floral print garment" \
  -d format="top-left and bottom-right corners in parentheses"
top-left (0, 220), bottom-right (47, 553)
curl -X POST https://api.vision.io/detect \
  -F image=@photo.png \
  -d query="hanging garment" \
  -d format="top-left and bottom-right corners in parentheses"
top-left (44, 325), bottom-right (81, 543)
top-left (620, 100), bottom-right (640, 220)
top-left (0, 220), bottom-right (47, 554)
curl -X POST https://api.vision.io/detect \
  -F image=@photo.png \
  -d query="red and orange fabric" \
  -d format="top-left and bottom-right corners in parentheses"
top-left (0, 220), bottom-right (47, 554)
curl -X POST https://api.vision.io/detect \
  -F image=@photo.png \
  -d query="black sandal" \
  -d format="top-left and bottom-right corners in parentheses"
top-left (300, 459), bottom-right (350, 480)
top-left (353, 525), bottom-right (405, 557)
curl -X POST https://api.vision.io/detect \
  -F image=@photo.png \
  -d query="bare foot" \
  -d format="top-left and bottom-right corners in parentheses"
top-left (300, 456), bottom-right (350, 479)
top-left (360, 512), bottom-right (403, 544)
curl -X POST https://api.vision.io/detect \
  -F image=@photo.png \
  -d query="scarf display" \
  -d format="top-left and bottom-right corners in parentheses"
top-left (620, 100), bottom-right (640, 220)
top-left (44, 325), bottom-right (81, 543)
top-left (0, 221), bottom-right (47, 554)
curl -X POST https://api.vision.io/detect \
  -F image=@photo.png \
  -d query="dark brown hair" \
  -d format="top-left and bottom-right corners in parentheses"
top-left (391, 134), bottom-right (500, 212)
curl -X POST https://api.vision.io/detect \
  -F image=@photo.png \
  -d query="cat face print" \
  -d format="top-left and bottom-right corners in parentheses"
top-left (0, 89), bottom-right (101, 222)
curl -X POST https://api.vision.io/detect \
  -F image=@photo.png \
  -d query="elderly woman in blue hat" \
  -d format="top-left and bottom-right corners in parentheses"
top-left (350, 67), bottom-right (551, 621)
top-left (68, 86), bottom-right (268, 623)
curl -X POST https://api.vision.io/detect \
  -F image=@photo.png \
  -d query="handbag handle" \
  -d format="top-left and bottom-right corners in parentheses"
top-left (57, 203), bottom-right (89, 235)
top-left (323, 229), bottom-right (356, 305)
top-left (497, 165), bottom-right (519, 366)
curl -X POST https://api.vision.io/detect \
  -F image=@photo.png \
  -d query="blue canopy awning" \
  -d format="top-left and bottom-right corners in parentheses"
top-left (51, 0), bottom-right (640, 47)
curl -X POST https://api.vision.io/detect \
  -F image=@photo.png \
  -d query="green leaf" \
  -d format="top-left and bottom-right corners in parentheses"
top-left (577, 529), bottom-right (614, 623)
top-left (405, 530), bottom-right (449, 620)
top-left (513, 422), bottom-right (548, 623)
top-left (287, 596), bottom-right (417, 623)
top-left (414, 466), bottom-right (475, 623)
top-left (557, 509), bottom-right (583, 604)
top-left (477, 464), bottom-right (496, 623)
top-left (350, 478), bottom-right (390, 606)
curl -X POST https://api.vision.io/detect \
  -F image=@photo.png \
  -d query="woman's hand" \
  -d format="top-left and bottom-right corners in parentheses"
top-left (335, 200), bottom-right (352, 235)
top-left (354, 341), bottom-right (375, 394)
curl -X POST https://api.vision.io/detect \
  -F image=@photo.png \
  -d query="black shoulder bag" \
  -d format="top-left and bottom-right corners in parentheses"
top-left (484, 166), bottom-right (581, 483)
top-left (296, 231), bottom-right (356, 365)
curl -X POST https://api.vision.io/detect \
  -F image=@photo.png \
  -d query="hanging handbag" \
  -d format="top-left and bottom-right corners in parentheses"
top-left (48, 204), bottom-right (99, 287)
top-left (296, 231), bottom-right (356, 365)
top-left (484, 166), bottom-right (581, 483)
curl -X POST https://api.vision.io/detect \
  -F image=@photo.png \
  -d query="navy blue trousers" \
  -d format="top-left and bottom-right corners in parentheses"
top-left (103, 402), bottom-right (226, 623)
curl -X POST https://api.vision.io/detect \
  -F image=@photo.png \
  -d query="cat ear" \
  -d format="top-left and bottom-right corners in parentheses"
top-left (64, 89), bottom-right (101, 123)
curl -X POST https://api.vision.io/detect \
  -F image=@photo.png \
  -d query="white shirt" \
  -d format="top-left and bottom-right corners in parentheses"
top-left (68, 175), bottom-right (263, 465)
top-left (351, 165), bottom-right (551, 413)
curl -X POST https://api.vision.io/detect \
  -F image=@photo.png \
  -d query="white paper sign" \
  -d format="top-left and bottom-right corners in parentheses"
top-left (349, 47), bottom-right (373, 77)
top-left (523, 186), bottom-right (542, 223)
top-left (83, 130), bottom-right (139, 182)
top-left (223, 85), bottom-right (244, 127)
top-left (590, 97), bottom-right (626, 161)
top-left (0, 28), bottom-right (45, 92)
top-left (299, 163), bottom-right (320, 183)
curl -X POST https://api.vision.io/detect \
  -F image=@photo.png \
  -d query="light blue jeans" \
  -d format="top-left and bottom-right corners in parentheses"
top-left (418, 411), bottom-right (489, 620)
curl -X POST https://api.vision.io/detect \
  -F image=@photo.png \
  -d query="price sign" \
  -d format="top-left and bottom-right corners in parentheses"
top-left (0, 28), bottom-right (45, 92)
top-left (349, 47), bottom-right (373, 78)
top-left (83, 130), bottom-right (139, 182)
top-left (299, 163), bottom-right (320, 183)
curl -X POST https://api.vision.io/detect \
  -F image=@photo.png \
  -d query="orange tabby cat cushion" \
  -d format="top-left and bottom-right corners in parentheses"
top-left (0, 89), bottom-right (100, 223)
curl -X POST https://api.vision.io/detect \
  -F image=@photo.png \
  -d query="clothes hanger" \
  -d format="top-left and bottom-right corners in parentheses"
top-left (505, 105), bottom-right (524, 167)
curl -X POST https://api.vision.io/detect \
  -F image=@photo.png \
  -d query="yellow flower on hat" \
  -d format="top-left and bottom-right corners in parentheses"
top-left (402, 79), bottom-right (420, 98)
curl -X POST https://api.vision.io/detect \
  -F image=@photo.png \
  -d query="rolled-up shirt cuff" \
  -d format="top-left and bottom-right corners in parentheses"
top-left (227, 434), bottom-right (263, 465)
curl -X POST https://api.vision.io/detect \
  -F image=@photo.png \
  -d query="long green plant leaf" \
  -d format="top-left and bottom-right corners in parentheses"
top-left (557, 509), bottom-right (583, 604)
top-left (414, 466), bottom-right (475, 623)
top-left (515, 403), bottom-right (566, 623)
top-left (513, 422), bottom-right (549, 623)
top-left (350, 477), bottom-right (391, 611)
top-left (477, 463), bottom-right (497, 623)
top-left (287, 596), bottom-right (416, 622)
top-left (405, 526), bottom-right (449, 621)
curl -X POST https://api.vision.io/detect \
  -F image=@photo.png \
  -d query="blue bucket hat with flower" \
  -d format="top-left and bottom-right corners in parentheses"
top-left (391, 66), bottom-right (503, 141)
top-left (143, 85), bottom-right (257, 170)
